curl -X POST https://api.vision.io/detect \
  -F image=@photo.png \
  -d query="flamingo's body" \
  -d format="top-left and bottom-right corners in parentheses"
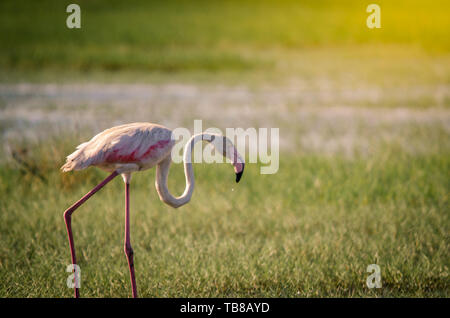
top-left (62, 123), bottom-right (174, 174)
top-left (62, 122), bottom-right (244, 298)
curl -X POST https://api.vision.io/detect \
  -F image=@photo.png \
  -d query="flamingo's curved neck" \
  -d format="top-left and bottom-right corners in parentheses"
top-left (155, 134), bottom-right (210, 208)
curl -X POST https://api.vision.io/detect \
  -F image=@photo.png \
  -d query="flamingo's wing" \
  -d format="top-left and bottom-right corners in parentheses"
top-left (61, 123), bottom-right (173, 172)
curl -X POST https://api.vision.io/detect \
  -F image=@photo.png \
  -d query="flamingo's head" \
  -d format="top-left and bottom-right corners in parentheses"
top-left (210, 135), bottom-right (245, 183)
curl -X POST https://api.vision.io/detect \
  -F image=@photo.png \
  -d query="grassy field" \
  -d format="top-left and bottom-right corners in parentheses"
top-left (0, 0), bottom-right (449, 297)
top-left (0, 136), bottom-right (448, 297)
top-left (1, 0), bottom-right (450, 80)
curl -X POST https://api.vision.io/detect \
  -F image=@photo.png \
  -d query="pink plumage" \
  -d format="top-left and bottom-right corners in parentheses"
top-left (61, 123), bottom-right (174, 173)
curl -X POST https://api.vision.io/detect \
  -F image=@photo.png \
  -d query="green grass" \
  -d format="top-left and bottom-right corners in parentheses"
top-left (0, 136), bottom-right (448, 297)
top-left (1, 0), bottom-right (450, 76)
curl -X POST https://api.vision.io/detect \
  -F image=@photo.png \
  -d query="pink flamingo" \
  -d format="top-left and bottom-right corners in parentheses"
top-left (61, 122), bottom-right (245, 298)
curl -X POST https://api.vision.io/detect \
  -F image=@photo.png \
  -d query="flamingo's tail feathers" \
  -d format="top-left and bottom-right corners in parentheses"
top-left (61, 159), bottom-right (80, 172)
top-left (61, 142), bottom-right (92, 172)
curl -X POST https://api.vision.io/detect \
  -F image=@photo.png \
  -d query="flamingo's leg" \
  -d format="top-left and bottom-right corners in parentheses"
top-left (63, 171), bottom-right (119, 298)
top-left (123, 175), bottom-right (138, 298)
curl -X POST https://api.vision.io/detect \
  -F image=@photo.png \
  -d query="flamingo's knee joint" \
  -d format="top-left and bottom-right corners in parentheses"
top-left (64, 211), bottom-right (72, 223)
top-left (124, 245), bottom-right (134, 258)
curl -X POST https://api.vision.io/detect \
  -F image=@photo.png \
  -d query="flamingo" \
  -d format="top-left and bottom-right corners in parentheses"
top-left (61, 122), bottom-right (245, 298)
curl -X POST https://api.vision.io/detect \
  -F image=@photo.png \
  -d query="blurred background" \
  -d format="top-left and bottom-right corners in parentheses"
top-left (0, 0), bottom-right (448, 297)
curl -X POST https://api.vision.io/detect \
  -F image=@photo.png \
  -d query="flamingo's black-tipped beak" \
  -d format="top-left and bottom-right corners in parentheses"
top-left (235, 163), bottom-right (244, 183)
